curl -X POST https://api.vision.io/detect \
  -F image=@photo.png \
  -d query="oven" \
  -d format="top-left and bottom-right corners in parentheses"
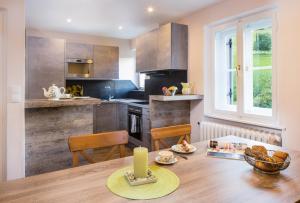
top-left (128, 105), bottom-right (143, 144)
top-left (65, 58), bottom-right (94, 78)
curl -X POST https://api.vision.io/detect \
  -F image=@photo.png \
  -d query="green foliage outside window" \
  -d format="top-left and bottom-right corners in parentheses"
top-left (253, 28), bottom-right (272, 109)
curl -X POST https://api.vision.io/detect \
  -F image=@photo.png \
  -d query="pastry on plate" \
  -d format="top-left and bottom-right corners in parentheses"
top-left (181, 140), bottom-right (191, 152)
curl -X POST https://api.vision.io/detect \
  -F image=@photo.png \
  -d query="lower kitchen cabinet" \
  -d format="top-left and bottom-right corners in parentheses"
top-left (118, 103), bottom-right (128, 130)
top-left (94, 103), bottom-right (118, 133)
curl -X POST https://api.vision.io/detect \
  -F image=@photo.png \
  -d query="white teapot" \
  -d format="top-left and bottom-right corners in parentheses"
top-left (42, 84), bottom-right (66, 100)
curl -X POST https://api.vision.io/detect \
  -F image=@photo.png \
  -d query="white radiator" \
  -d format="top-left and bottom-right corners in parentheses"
top-left (200, 121), bottom-right (282, 146)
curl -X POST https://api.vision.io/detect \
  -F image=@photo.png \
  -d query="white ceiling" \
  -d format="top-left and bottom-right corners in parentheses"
top-left (26, 0), bottom-right (223, 39)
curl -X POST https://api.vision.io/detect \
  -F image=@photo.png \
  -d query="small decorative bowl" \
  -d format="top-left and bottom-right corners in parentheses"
top-left (244, 150), bottom-right (291, 175)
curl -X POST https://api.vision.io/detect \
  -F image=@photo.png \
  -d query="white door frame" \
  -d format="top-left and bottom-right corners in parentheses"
top-left (0, 9), bottom-right (7, 182)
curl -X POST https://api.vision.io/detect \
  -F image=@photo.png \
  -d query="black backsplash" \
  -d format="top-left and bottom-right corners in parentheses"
top-left (66, 80), bottom-right (138, 100)
top-left (66, 70), bottom-right (187, 100)
top-left (144, 70), bottom-right (187, 97)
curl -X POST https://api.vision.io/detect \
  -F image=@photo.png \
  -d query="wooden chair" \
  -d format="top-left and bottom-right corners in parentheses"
top-left (68, 130), bottom-right (129, 167)
top-left (151, 124), bottom-right (191, 151)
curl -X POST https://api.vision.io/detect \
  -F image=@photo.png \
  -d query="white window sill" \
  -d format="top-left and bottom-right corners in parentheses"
top-left (204, 113), bottom-right (284, 130)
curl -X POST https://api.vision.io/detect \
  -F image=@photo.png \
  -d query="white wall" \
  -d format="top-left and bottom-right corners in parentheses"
top-left (178, 0), bottom-right (300, 150)
top-left (26, 28), bottom-right (134, 58)
top-left (276, 0), bottom-right (300, 149)
top-left (0, 0), bottom-right (25, 180)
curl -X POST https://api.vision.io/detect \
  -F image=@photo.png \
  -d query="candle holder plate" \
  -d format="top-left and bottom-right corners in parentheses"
top-left (124, 170), bottom-right (157, 186)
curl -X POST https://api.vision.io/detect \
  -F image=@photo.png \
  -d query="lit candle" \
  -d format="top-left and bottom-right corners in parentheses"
top-left (133, 147), bottom-right (148, 178)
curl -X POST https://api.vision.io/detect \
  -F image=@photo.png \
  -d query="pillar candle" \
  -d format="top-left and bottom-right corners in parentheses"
top-left (133, 147), bottom-right (148, 178)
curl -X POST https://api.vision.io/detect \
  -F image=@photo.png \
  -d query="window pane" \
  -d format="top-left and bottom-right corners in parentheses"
top-left (119, 58), bottom-right (137, 84)
top-left (215, 27), bottom-right (237, 111)
top-left (244, 19), bottom-right (272, 116)
top-left (139, 73), bottom-right (146, 89)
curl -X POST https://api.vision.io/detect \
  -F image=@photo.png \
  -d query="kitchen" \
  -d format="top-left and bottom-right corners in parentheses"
top-left (25, 18), bottom-right (203, 175)
top-left (1, 0), bottom-right (300, 202)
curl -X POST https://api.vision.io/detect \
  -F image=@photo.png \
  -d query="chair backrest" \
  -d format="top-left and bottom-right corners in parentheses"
top-left (68, 130), bottom-right (129, 167)
top-left (151, 124), bottom-right (191, 151)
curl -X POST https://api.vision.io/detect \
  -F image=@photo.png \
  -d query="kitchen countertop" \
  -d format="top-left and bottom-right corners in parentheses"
top-left (101, 99), bottom-right (150, 108)
top-left (150, 94), bottom-right (203, 101)
top-left (25, 98), bottom-right (101, 109)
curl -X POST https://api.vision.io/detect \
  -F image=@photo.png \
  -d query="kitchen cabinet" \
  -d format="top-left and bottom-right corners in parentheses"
top-left (94, 103), bottom-right (118, 133)
top-left (117, 103), bottom-right (128, 130)
top-left (157, 23), bottom-right (188, 70)
top-left (65, 42), bottom-right (93, 59)
top-left (93, 45), bottom-right (119, 79)
top-left (135, 23), bottom-right (188, 72)
top-left (26, 36), bottom-right (65, 99)
top-left (136, 29), bottom-right (158, 72)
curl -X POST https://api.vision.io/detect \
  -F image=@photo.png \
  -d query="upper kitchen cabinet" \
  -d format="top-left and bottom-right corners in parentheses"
top-left (26, 36), bottom-right (65, 99)
top-left (93, 45), bottom-right (119, 79)
top-left (65, 42), bottom-right (93, 59)
top-left (157, 23), bottom-right (188, 70)
top-left (136, 29), bottom-right (158, 72)
top-left (136, 23), bottom-right (188, 72)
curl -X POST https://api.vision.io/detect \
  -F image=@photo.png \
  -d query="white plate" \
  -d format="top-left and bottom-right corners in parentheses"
top-left (155, 156), bottom-right (178, 165)
top-left (171, 144), bottom-right (197, 154)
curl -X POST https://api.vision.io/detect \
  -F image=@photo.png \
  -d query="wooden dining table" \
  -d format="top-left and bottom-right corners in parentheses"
top-left (0, 136), bottom-right (300, 203)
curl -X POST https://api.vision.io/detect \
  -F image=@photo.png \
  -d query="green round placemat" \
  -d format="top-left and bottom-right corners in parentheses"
top-left (106, 165), bottom-right (180, 200)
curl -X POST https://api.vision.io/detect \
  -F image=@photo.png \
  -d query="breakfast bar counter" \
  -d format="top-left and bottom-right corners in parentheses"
top-left (25, 98), bottom-right (101, 176)
top-left (25, 98), bottom-right (101, 108)
top-left (1, 136), bottom-right (299, 202)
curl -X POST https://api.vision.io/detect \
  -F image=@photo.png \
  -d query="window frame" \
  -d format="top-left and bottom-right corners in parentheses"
top-left (204, 9), bottom-right (278, 126)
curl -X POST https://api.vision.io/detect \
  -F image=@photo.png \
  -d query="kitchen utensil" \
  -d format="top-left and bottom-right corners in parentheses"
top-left (42, 84), bottom-right (65, 100)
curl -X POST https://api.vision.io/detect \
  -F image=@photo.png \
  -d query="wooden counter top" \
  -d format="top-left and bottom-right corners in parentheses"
top-left (25, 98), bottom-right (101, 109)
top-left (1, 136), bottom-right (299, 202)
top-left (150, 94), bottom-right (203, 101)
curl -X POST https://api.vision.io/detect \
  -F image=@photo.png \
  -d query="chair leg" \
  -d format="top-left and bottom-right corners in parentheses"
top-left (151, 139), bottom-right (155, 151)
top-left (72, 152), bottom-right (79, 167)
top-left (178, 136), bottom-right (184, 144)
top-left (186, 134), bottom-right (191, 143)
top-left (154, 140), bottom-right (160, 151)
top-left (119, 144), bottom-right (126, 158)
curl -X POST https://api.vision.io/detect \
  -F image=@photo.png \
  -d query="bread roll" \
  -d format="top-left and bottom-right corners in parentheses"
top-left (273, 151), bottom-right (289, 161)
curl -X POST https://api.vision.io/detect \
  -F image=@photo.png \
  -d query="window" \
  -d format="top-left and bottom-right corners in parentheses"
top-left (205, 10), bottom-right (277, 124)
top-left (119, 58), bottom-right (137, 84)
top-left (139, 73), bottom-right (146, 90)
